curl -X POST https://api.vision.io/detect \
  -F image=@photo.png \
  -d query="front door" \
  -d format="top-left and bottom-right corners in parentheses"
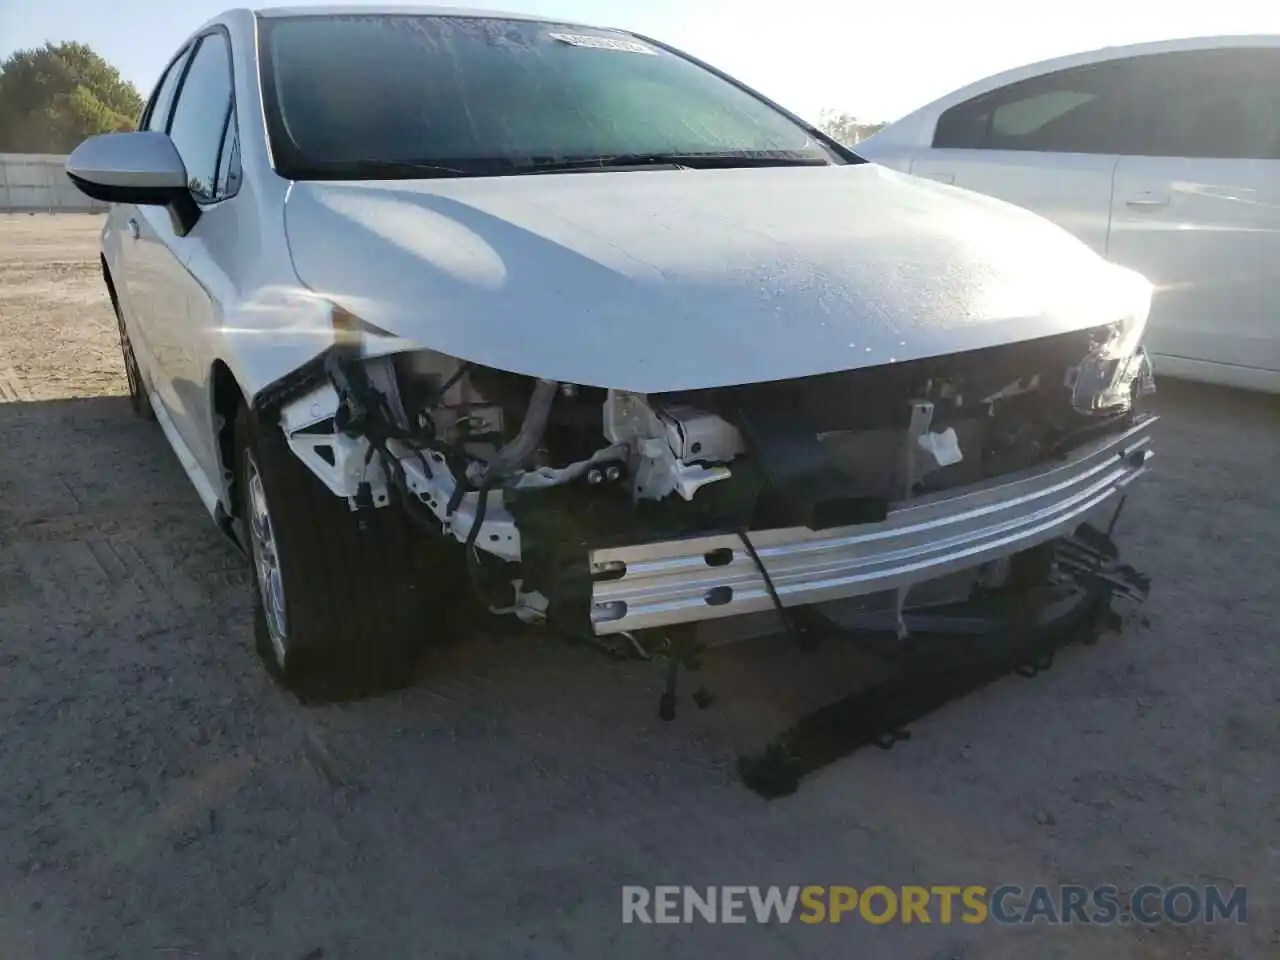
top-left (138, 30), bottom-right (238, 478)
top-left (1106, 49), bottom-right (1280, 374)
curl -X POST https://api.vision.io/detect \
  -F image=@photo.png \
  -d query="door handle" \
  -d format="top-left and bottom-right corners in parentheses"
top-left (127, 218), bottom-right (141, 239)
top-left (919, 171), bottom-right (955, 184)
top-left (1125, 192), bottom-right (1169, 208)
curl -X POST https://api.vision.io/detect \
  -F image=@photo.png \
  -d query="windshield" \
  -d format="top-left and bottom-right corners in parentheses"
top-left (258, 14), bottom-right (841, 179)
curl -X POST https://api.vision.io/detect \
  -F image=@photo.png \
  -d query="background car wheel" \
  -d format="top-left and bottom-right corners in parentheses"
top-left (112, 300), bottom-right (155, 421)
top-left (233, 403), bottom-right (464, 702)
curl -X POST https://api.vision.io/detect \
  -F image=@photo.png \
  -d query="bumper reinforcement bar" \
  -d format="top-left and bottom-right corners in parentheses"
top-left (589, 415), bottom-right (1156, 635)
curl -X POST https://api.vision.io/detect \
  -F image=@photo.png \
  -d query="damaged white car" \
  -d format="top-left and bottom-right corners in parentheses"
top-left (67, 5), bottom-right (1158, 700)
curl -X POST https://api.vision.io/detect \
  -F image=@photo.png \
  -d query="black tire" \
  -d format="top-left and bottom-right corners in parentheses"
top-left (110, 294), bottom-right (155, 421)
top-left (233, 403), bottom-right (463, 702)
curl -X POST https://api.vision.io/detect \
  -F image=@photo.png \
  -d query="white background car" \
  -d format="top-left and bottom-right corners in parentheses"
top-left (858, 36), bottom-right (1280, 393)
top-left (65, 6), bottom-right (1157, 702)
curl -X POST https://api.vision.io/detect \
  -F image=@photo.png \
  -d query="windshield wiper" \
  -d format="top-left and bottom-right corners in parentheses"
top-left (301, 158), bottom-right (477, 180)
top-left (514, 153), bottom-right (832, 173)
top-left (295, 153), bottom-right (833, 182)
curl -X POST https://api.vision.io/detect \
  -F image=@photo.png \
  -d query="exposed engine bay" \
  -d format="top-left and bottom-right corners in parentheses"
top-left (267, 319), bottom-right (1156, 637)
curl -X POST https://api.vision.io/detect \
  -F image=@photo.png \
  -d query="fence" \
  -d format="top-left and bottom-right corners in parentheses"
top-left (0, 153), bottom-right (106, 213)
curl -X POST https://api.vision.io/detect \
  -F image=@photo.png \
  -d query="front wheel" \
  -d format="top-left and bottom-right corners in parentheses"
top-left (233, 404), bottom-right (462, 702)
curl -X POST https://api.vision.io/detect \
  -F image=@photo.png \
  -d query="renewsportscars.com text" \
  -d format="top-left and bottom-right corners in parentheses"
top-left (621, 885), bottom-right (1247, 926)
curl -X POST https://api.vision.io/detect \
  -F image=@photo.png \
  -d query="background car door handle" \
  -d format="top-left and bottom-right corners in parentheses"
top-left (919, 171), bottom-right (955, 184)
top-left (127, 218), bottom-right (141, 239)
top-left (1125, 192), bottom-right (1170, 208)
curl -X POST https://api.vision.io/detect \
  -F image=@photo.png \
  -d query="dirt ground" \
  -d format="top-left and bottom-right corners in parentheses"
top-left (0, 214), bottom-right (1276, 960)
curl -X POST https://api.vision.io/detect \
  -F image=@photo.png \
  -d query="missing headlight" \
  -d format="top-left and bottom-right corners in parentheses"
top-left (1066, 317), bottom-right (1155, 415)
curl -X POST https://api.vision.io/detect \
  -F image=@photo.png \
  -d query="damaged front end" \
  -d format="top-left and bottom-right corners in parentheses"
top-left (254, 307), bottom-right (1157, 651)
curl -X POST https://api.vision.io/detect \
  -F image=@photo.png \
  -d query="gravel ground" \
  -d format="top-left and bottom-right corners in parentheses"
top-left (0, 214), bottom-right (1276, 960)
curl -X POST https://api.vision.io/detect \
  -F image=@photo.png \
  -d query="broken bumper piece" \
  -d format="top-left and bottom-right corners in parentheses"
top-left (735, 525), bottom-right (1150, 799)
top-left (588, 414), bottom-right (1156, 635)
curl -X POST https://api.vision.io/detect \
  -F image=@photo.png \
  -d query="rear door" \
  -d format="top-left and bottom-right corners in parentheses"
top-left (910, 60), bottom-right (1150, 254)
top-left (1107, 48), bottom-right (1280, 375)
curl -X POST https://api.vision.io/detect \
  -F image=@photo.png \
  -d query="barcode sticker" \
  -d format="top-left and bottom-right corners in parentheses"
top-left (548, 32), bottom-right (657, 55)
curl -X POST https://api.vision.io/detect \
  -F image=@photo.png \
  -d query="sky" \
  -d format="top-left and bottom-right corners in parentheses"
top-left (2, 0), bottom-right (1279, 123)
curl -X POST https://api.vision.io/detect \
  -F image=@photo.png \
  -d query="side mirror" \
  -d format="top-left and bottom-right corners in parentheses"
top-left (65, 131), bottom-right (200, 234)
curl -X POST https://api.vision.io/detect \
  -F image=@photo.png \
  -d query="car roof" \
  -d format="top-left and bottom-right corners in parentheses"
top-left (193, 5), bottom-right (614, 59)
top-left (252, 4), bottom-right (595, 25)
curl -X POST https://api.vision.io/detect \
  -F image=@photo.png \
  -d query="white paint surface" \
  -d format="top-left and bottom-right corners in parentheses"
top-left (285, 163), bottom-right (1138, 392)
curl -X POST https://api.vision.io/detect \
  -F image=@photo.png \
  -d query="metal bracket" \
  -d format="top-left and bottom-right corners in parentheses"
top-left (656, 627), bottom-right (708, 722)
top-left (892, 399), bottom-right (936, 640)
top-left (903, 399), bottom-right (936, 497)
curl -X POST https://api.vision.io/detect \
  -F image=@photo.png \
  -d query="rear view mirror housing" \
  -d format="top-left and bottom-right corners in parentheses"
top-left (65, 131), bottom-right (201, 235)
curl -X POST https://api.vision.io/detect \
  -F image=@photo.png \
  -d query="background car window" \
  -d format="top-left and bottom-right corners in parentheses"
top-left (141, 48), bottom-right (191, 132)
top-left (935, 49), bottom-right (1280, 160)
top-left (990, 90), bottom-right (1095, 137)
top-left (933, 60), bottom-right (1151, 154)
top-left (166, 33), bottom-right (234, 202)
top-left (1139, 50), bottom-right (1280, 160)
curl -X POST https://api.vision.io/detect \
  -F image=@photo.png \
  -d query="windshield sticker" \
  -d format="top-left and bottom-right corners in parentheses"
top-left (548, 32), bottom-right (657, 55)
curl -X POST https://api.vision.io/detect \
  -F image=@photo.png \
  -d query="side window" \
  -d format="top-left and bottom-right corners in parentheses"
top-left (990, 91), bottom-right (1095, 138)
top-left (141, 47), bottom-right (192, 132)
top-left (1139, 50), bottom-right (1280, 160)
top-left (166, 32), bottom-right (235, 202)
top-left (933, 59), bottom-right (1152, 155)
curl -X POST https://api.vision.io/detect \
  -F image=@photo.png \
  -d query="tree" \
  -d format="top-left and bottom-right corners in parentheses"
top-left (0, 42), bottom-right (143, 153)
top-left (818, 109), bottom-right (887, 147)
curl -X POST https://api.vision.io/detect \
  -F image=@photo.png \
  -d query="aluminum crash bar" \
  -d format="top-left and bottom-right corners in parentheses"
top-left (588, 415), bottom-right (1157, 635)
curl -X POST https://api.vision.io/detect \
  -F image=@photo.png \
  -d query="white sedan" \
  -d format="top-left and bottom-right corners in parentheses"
top-left (858, 35), bottom-right (1280, 393)
top-left (67, 5), bottom-right (1157, 701)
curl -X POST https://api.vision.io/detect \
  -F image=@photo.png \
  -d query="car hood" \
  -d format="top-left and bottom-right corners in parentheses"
top-left (283, 164), bottom-right (1144, 392)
